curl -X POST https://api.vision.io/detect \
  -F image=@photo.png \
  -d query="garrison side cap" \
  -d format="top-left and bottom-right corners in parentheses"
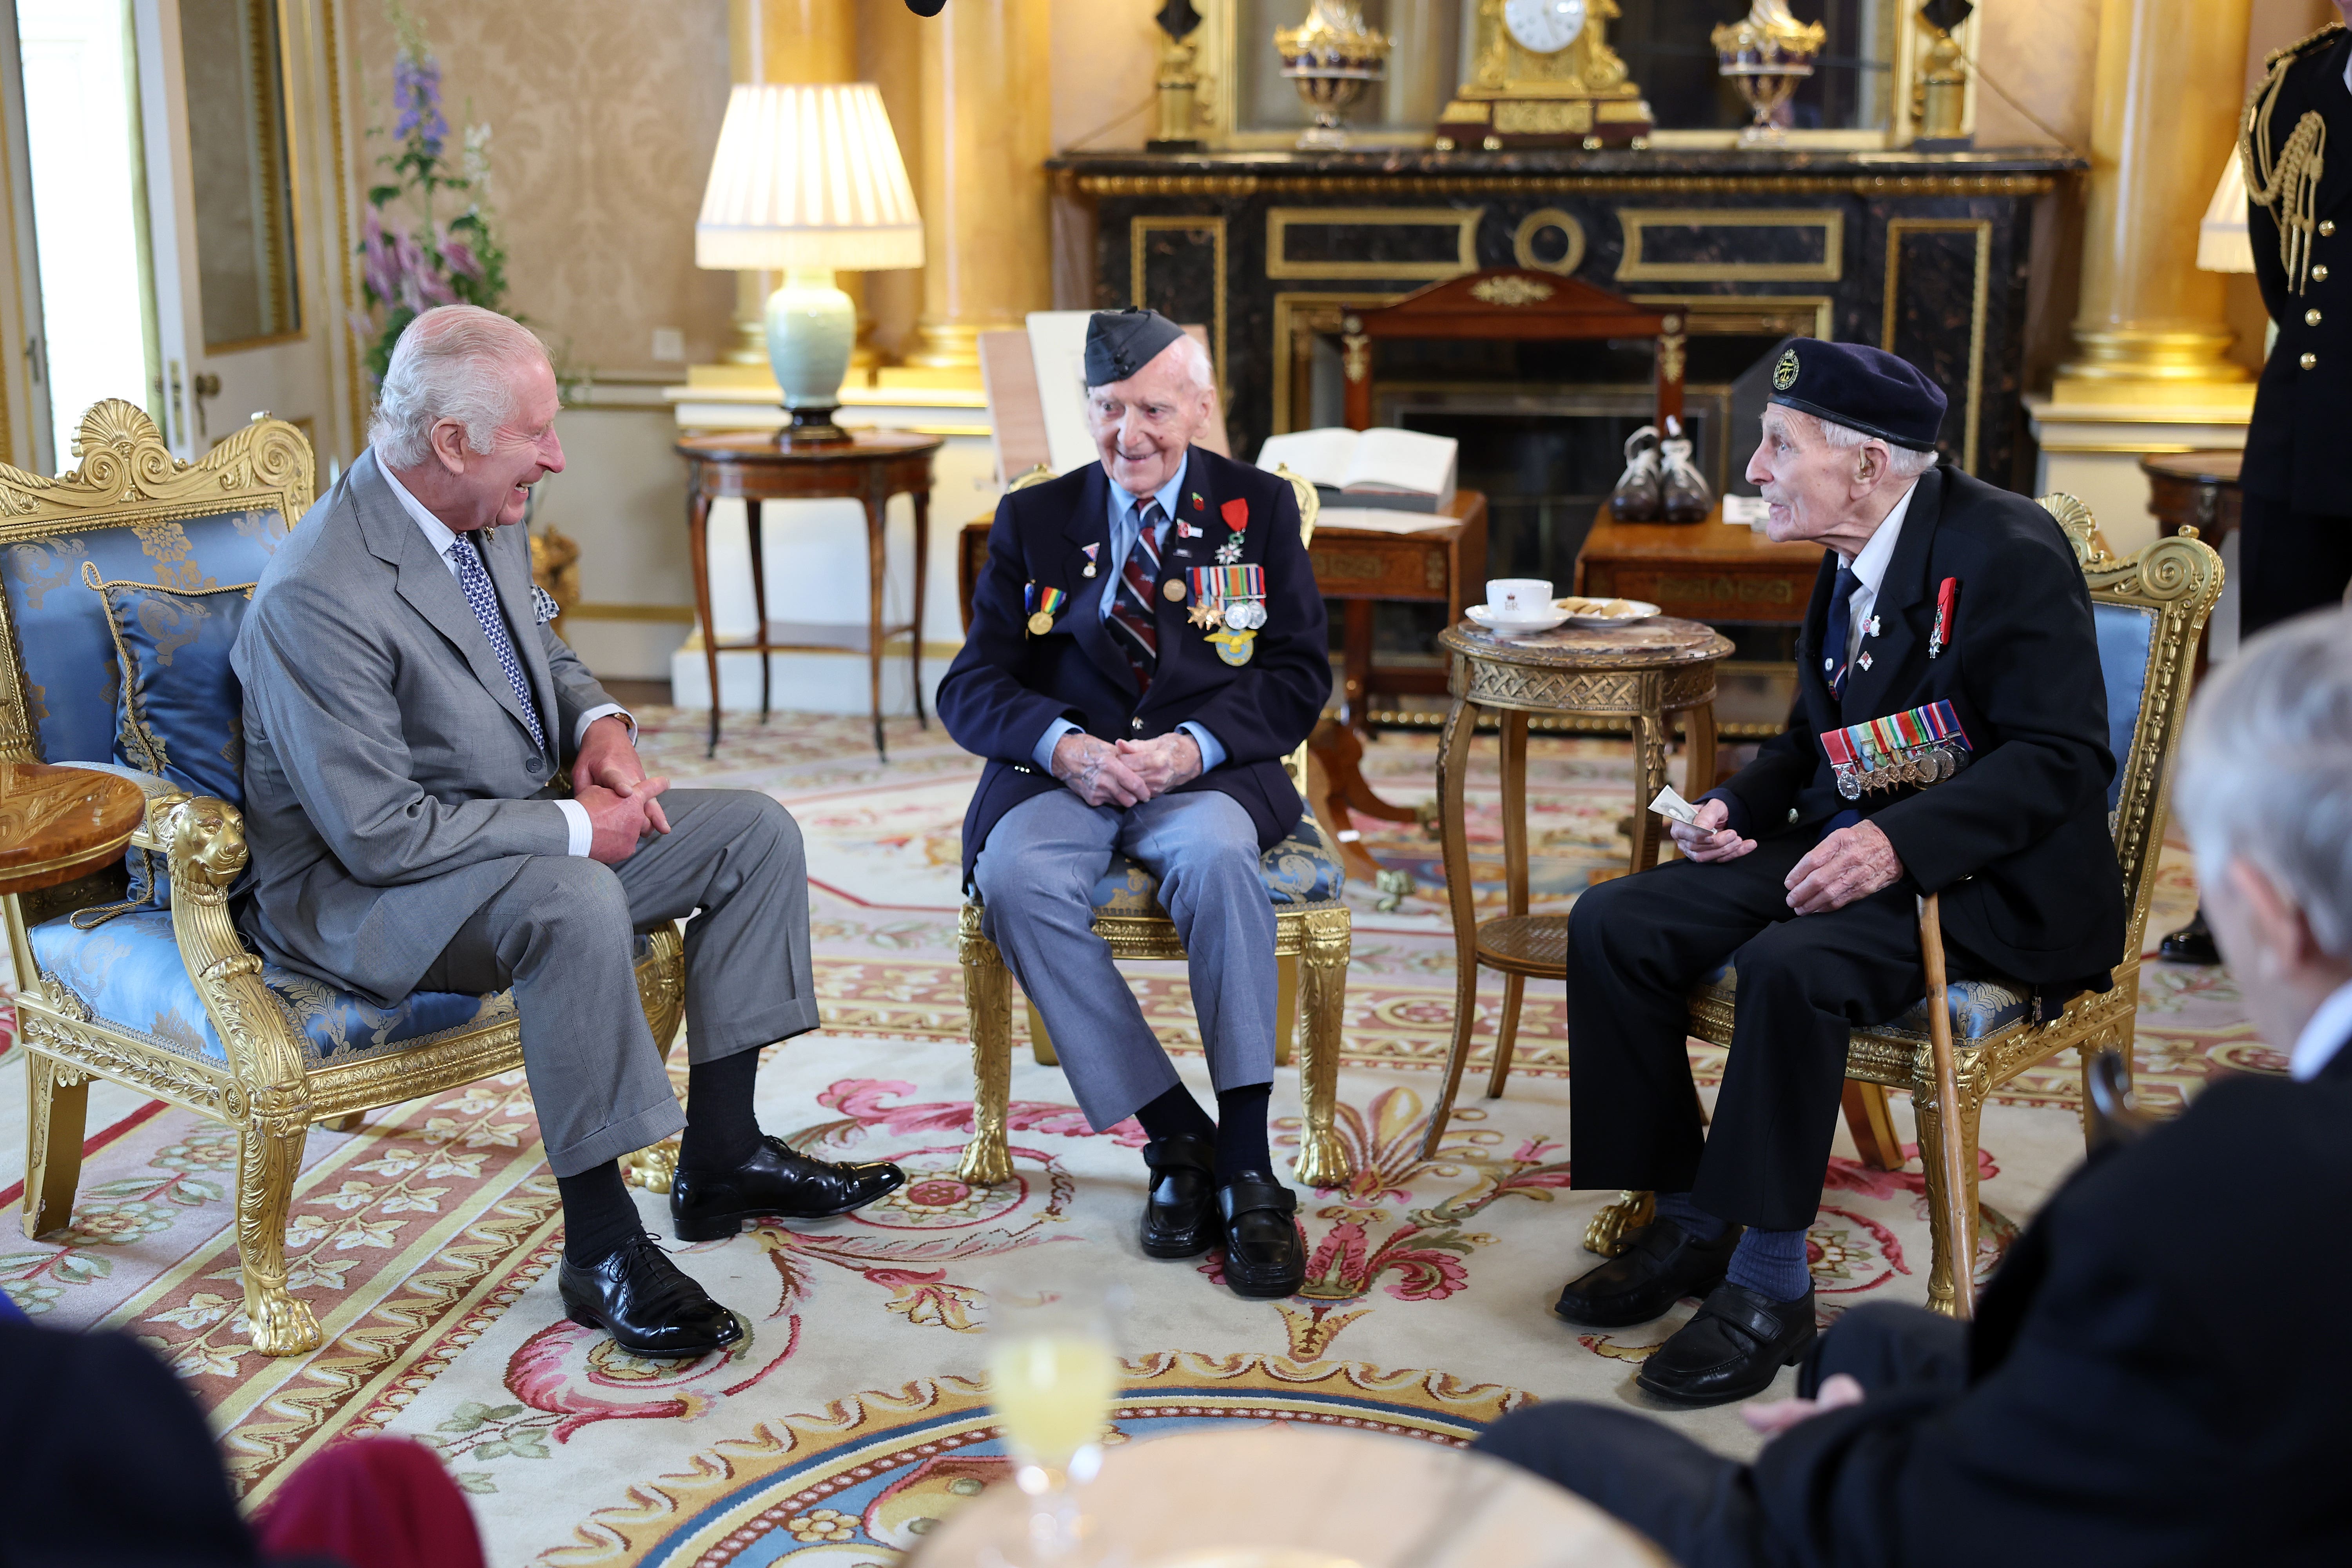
top-left (1085, 308), bottom-right (1186, 387)
top-left (1765, 337), bottom-right (1947, 454)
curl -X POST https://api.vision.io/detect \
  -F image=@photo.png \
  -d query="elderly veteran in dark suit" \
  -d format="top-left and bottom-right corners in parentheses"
top-left (937, 309), bottom-right (1330, 1298)
top-left (233, 305), bottom-right (901, 1360)
top-left (1475, 609), bottom-right (2352, 1568)
top-left (1558, 340), bottom-right (2124, 1405)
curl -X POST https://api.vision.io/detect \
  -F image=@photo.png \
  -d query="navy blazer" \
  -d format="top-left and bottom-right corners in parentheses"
top-left (938, 447), bottom-right (1331, 887)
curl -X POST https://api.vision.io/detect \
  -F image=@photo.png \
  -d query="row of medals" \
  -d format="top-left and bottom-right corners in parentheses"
top-left (1834, 745), bottom-right (1964, 801)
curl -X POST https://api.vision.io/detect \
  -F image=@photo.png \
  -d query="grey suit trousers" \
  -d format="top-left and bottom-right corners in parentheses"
top-left (974, 788), bottom-right (1277, 1130)
top-left (416, 788), bottom-right (818, 1177)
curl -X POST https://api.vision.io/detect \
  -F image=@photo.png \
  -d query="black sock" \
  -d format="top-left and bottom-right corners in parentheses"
top-left (557, 1160), bottom-right (643, 1266)
top-left (1134, 1082), bottom-right (1215, 1145)
top-left (679, 1049), bottom-right (764, 1173)
top-left (1213, 1083), bottom-right (1273, 1181)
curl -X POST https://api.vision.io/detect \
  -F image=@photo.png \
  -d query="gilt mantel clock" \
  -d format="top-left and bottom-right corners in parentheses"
top-left (1437, 0), bottom-right (1653, 150)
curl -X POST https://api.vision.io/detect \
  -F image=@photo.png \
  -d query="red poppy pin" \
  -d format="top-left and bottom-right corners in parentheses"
top-left (1221, 497), bottom-right (1249, 531)
top-left (1191, 492), bottom-right (1205, 512)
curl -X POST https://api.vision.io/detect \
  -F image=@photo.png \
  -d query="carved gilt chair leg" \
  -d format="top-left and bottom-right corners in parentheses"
top-left (1914, 1087), bottom-right (1985, 1319)
top-left (1485, 972), bottom-right (1526, 1100)
top-left (21, 1053), bottom-right (89, 1240)
top-left (958, 906), bottom-right (1016, 1186)
top-left (1275, 951), bottom-right (1299, 1068)
top-left (234, 1112), bottom-right (322, 1356)
top-left (1584, 1190), bottom-right (1655, 1258)
top-left (1840, 1080), bottom-right (1906, 1172)
top-left (1022, 998), bottom-right (1061, 1067)
top-left (1291, 908), bottom-right (1354, 1189)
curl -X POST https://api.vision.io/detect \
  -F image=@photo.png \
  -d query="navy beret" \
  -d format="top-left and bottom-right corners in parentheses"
top-left (1085, 308), bottom-right (1185, 387)
top-left (1766, 338), bottom-right (1947, 454)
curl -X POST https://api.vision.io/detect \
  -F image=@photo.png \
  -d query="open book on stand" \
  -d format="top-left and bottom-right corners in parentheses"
top-left (1254, 427), bottom-right (1458, 512)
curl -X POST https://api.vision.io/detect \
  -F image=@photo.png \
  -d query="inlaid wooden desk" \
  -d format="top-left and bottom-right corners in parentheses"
top-left (1577, 503), bottom-right (1824, 626)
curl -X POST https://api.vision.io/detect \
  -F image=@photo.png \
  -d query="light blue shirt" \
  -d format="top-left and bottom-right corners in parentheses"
top-left (1031, 452), bottom-right (1227, 775)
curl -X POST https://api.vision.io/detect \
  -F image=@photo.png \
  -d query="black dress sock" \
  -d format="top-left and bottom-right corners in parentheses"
top-left (556, 1160), bottom-right (643, 1266)
top-left (679, 1048), bottom-right (764, 1174)
top-left (1135, 1082), bottom-right (1216, 1145)
top-left (1214, 1082), bottom-right (1274, 1181)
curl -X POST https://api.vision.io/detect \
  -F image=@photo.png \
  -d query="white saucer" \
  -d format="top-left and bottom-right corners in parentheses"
top-left (1467, 603), bottom-right (1570, 634)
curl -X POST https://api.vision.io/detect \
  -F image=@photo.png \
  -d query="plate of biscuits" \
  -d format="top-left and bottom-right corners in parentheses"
top-left (1553, 595), bottom-right (1659, 628)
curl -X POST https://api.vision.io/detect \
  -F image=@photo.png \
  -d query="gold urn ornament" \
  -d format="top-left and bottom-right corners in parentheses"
top-left (1437, 0), bottom-right (1652, 151)
top-left (1275, 0), bottom-right (1392, 151)
top-left (1712, 0), bottom-right (1827, 147)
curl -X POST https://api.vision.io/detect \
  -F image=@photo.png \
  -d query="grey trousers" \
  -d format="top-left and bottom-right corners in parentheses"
top-left (416, 788), bottom-right (818, 1177)
top-left (973, 788), bottom-right (1277, 1131)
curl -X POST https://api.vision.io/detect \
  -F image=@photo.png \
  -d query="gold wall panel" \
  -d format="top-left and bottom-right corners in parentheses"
top-left (1265, 207), bottom-right (1481, 281)
top-left (1512, 208), bottom-right (1587, 276)
top-left (1130, 215), bottom-right (1229, 395)
top-left (1616, 208), bottom-right (1846, 283)
top-left (1630, 294), bottom-right (1836, 340)
top-left (1270, 289), bottom-right (1403, 434)
top-left (1882, 218), bottom-right (1991, 473)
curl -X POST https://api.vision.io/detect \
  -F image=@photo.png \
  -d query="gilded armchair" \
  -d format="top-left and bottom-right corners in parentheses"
top-left (2, 404), bottom-right (684, 1356)
top-left (954, 466), bottom-right (1357, 1191)
top-left (1583, 500), bottom-right (2223, 1315)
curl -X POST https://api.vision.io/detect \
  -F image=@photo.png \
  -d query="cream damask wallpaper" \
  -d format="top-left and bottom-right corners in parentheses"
top-left (347, 0), bottom-right (737, 377)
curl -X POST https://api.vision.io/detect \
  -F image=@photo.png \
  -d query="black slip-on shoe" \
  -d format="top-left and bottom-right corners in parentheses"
top-left (1553, 1217), bottom-right (1742, 1329)
top-left (557, 1232), bottom-right (744, 1359)
top-left (1635, 1283), bottom-right (1817, 1407)
top-left (1142, 1133), bottom-right (1220, 1258)
top-left (670, 1134), bottom-right (906, 1242)
top-left (1218, 1172), bottom-right (1306, 1299)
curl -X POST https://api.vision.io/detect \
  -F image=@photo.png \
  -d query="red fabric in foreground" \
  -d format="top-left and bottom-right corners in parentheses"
top-left (252, 1436), bottom-right (486, 1568)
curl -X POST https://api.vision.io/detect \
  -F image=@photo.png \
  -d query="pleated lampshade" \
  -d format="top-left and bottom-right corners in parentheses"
top-left (695, 83), bottom-right (924, 273)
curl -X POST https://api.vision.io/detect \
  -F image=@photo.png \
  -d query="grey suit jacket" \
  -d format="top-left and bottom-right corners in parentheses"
top-left (232, 448), bottom-right (616, 1005)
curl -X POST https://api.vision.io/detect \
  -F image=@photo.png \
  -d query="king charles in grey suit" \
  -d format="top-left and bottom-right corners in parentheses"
top-left (232, 305), bottom-right (901, 1358)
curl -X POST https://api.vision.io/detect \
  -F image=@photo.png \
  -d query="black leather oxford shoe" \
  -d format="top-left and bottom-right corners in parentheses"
top-left (1142, 1133), bottom-right (1220, 1258)
top-left (1635, 1283), bottom-right (1817, 1407)
top-left (670, 1135), bottom-right (906, 1242)
top-left (1218, 1173), bottom-right (1306, 1299)
top-left (558, 1232), bottom-right (744, 1359)
top-left (1553, 1217), bottom-right (1742, 1329)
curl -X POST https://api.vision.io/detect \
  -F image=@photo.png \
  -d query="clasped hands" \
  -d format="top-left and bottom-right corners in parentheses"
top-left (573, 714), bottom-right (671, 864)
top-left (1052, 731), bottom-right (1202, 808)
top-left (1668, 798), bottom-right (1904, 915)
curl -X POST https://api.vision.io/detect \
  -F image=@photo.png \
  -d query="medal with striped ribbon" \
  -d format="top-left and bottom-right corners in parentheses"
top-left (1820, 699), bottom-right (1971, 799)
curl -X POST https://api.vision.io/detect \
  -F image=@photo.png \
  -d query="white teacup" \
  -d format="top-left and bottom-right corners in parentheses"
top-left (1485, 579), bottom-right (1556, 621)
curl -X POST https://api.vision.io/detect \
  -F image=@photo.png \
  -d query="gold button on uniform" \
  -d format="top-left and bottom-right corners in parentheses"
top-left (2317, 264), bottom-right (2332, 281)
top-left (2303, 352), bottom-right (2319, 369)
top-left (2310, 309), bottom-right (2325, 326)
top-left (2325, 220), bottom-right (2338, 237)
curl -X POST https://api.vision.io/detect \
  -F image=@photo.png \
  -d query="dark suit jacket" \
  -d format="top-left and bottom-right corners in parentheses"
top-left (1708, 463), bottom-right (2125, 987)
top-left (937, 448), bottom-right (1331, 885)
top-left (2244, 24), bottom-right (2352, 512)
top-left (1753, 1045), bottom-right (2352, 1567)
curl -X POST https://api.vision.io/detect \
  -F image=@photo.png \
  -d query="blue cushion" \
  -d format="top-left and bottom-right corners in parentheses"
top-left (29, 910), bottom-right (509, 1067)
top-left (0, 508), bottom-right (286, 768)
top-left (1088, 815), bottom-right (1347, 916)
top-left (1696, 962), bottom-right (2031, 1042)
top-left (2092, 602), bottom-right (2154, 815)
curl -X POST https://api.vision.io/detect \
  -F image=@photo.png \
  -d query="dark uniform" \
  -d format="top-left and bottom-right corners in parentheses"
top-left (2242, 23), bottom-right (2352, 632)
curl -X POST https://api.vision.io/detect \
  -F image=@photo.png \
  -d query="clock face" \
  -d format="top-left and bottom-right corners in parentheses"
top-left (1504, 0), bottom-right (1587, 54)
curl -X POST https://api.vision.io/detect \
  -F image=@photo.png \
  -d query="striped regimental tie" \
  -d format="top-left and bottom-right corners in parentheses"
top-left (1105, 499), bottom-right (1163, 691)
top-left (448, 534), bottom-right (548, 753)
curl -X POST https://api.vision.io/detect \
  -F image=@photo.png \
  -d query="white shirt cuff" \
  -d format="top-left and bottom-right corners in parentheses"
top-left (575, 704), bottom-right (635, 750)
top-left (554, 798), bottom-right (593, 857)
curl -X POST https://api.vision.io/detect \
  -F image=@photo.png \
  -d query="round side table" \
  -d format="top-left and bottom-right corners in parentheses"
top-left (1420, 616), bottom-right (1733, 1158)
top-left (675, 430), bottom-right (944, 759)
top-left (0, 760), bottom-right (145, 896)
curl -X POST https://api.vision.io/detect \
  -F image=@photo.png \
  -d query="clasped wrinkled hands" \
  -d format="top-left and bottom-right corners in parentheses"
top-left (1052, 731), bottom-right (1202, 808)
top-left (1667, 797), bottom-right (1904, 915)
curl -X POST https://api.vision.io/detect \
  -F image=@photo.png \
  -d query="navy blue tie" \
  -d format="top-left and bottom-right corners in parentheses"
top-left (448, 535), bottom-right (547, 754)
top-left (1821, 565), bottom-right (1861, 700)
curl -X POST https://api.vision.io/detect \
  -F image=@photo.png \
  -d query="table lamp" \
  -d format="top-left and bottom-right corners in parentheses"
top-left (695, 83), bottom-right (923, 446)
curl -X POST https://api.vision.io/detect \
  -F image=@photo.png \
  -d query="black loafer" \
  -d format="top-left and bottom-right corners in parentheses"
top-left (1635, 1283), bottom-right (1817, 1407)
top-left (671, 1134), bottom-right (906, 1242)
top-left (2159, 909), bottom-right (2220, 965)
top-left (1142, 1133), bottom-right (1220, 1258)
top-left (1218, 1172), bottom-right (1306, 1299)
top-left (1554, 1217), bottom-right (1741, 1328)
top-left (558, 1232), bottom-right (744, 1359)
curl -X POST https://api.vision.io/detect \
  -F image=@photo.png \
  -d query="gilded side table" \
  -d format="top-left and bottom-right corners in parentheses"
top-left (0, 760), bottom-right (145, 896)
top-left (675, 430), bottom-right (943, 759)
top-left (1421, 616), bottom-right (1733, 1158)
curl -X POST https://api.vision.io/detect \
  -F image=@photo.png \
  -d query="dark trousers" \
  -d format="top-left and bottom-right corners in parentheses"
top-left (1472, 1303), bottom-right (1967, 1567)
top-left (1567, 834), bottom-right (1974, 1231)
top-left (2237, 493), bottom-right (2352, 637)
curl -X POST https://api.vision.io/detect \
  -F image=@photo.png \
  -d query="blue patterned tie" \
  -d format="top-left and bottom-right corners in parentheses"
top-left (1105, 499), bottom-right (1163, 691)
top-left (447, 535), bottom-right (547, 753)
top-left (1822, 565), bottom-right (1860, 701)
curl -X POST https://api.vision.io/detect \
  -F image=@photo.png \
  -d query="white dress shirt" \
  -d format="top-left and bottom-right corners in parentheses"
top-left (2291, 976), bottom-right (2352, 1080)
top-left (377, 462), bottom-right (629, 857)
top-left (1837, 478), bottom-right (1920, 668)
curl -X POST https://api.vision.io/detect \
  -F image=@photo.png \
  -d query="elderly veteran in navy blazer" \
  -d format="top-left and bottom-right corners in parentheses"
top-left (938, 308), bottom-right (1330, 1299)
top-left (1557, 339), bottom-right (2125, 1405)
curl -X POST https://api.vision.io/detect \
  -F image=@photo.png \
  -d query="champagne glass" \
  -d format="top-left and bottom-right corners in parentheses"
top-left (984, 1271), bottom-right (1126, 1565)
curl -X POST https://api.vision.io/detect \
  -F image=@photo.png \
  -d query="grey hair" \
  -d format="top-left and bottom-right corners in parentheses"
top-left (2173, 609), bottom-right (2352, 958)
top-left (1779, 405), bottom-right (1938, 479)
top-left (369, 305), bottom-right (550, 469)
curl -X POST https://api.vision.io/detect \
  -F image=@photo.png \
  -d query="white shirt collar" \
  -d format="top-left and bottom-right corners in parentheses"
top-left (1842, 478), bottom-right (1918, 589)
top-left (2291, 977), bottom-right (2352, 1080)
top-left (376, 454), bottom-right (466, 562)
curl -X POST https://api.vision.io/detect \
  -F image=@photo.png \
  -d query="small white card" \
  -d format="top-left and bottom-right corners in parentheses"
top-left (1649, 785), bottom-right (1701, 824)
top-left (1722, 495), bottom-right (1771, 528)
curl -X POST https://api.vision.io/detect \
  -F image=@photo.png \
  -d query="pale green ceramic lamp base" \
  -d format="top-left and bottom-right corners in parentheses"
top-left (764, 267), bottom-right (856, 446)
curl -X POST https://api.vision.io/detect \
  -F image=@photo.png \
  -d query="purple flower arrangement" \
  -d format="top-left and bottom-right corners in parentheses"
top-left (351, 7), bottom-right (511, 386)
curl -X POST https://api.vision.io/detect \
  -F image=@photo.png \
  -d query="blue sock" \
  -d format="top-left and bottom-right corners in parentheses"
top-left (1726, 1226), bottom-right (1813, 1301)
top-left (1652, 1191), bottom-right (1728, 1242)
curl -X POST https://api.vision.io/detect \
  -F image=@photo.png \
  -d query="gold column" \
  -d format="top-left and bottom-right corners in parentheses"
top-left (897, 0), bottom-right (1051, 382)
top-left (2054, 0), bottom-right (2255, 399)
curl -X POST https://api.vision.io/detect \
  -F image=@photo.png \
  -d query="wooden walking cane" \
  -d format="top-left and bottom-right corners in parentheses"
top-left (1917, 891), bottom-right (1976, 1319)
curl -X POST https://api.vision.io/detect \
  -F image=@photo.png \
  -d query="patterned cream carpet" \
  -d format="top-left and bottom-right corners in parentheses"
top-left (0, 711), bottom-right (2261, 1566)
